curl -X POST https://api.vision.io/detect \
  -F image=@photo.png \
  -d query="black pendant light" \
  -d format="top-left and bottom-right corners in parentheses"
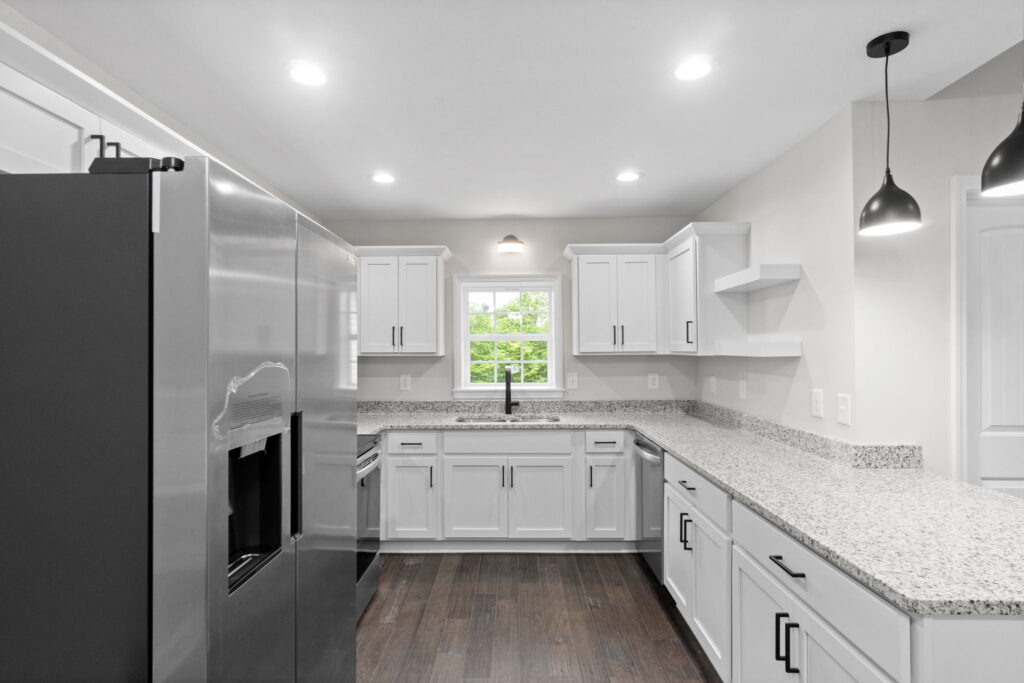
top-left (859, 31), bottom-right (923, 236)
top-left (981, 16), bottom-right (1024, 197)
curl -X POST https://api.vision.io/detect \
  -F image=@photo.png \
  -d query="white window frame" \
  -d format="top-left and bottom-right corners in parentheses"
top-left (452, 274), bottom-right (563, 399)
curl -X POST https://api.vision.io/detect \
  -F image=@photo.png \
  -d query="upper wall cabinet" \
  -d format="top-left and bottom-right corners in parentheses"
top-left (569, 251), bottom-right (659, 354)
top-left (356, 246), bottom-right (451, 356)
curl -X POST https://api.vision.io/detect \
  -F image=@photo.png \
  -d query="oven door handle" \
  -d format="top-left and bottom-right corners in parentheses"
top-left (635, 446), bottom-right (661, 465)
top-left (356, 450), bottom-right (382, 482)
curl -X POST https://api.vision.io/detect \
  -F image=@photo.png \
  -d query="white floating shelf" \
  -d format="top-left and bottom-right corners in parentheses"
top-left (714, 264), bottom-right (801, 293)
top-left (714, 340), bottom-right (803, 358)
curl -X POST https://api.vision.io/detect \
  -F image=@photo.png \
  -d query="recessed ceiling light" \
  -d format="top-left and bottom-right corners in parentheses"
top-left (616, 170), bottom-right (641, 183)
top-left (290, 60), bottom-right (326, 86)
top-left (371, 171), bottom-right (396, 184)
top-left (675, 55), bottom-right (712, 81)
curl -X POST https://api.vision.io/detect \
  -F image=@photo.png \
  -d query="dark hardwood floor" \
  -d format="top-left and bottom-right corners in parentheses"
top-left (357, 553), bottom-right (707, 682)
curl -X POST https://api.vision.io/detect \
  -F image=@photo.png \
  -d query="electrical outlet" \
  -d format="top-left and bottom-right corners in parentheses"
top-left (709, 375), bottom-right (717, 394)
top-left (837, 394), bottom-right (852, 426)
top-left (811, 389), bottom-right (824, 418)
top-left (566, 372), bottom-right (578, 389)
top-left (647, 373), bottom-right (659, 389)
top-left (399, 374), bottom-right (412, 391)
top-left (739, 377), bottom-right (747, 400)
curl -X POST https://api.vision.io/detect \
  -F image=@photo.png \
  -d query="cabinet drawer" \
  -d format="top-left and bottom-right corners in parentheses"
top-left (732, 502), bottom-right (910, 682)
top-left (444, 430), bottom-right (572, 454)
top-left (386, 432), bottom-right (438, 454)
top-left (585, 430), bottom-right (625, 453)
top-left (665, 454), bottom-right (730, 531)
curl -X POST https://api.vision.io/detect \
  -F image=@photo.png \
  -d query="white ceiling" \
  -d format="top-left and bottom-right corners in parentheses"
top-left (6, 0), bottom-right (1022, 221)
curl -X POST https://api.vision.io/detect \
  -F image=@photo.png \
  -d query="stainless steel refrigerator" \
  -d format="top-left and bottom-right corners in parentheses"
top-left (0, 155), bottom-right (357, 682)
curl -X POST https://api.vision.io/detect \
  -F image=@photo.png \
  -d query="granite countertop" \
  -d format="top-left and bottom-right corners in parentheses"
top-left (358, 409), bottom-right (1024, 617)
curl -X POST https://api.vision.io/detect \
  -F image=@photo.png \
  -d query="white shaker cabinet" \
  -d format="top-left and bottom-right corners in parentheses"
top-left (443, 457), bottom-right (508, 538)
top-left (384, 456), bottom-right (438, 539)
top-left (667, 238), bottom-right (698, 353)
top-left (357, 246), bottom-right (450, 355)
top-left (507, 456), bottom-right (574, 539)
top-left (584, 455), bottom-right (626, 539)
top-left (572, 253), bottom-right (658, 354)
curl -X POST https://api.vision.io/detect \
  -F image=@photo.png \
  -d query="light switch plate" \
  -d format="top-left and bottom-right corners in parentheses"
top-left (738, 377), bottom-right (747, 400)
top-left (647, 373), bottom-right (659, 389)
top-left (811, 389), bottom-right (824, 418)
top-left (709, 375), bottom-right (717, 394)
top-left (566, 372), bottom-right (578, 389)
top-left (399, 374), bottom-right (412, 391)
top-left (837, 393), bottom-right (852, 425)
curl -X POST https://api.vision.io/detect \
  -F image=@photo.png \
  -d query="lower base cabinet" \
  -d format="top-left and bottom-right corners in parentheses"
top-left (585, 455), bottom-right (626, 538)
top-left (385, 456), bottom-right (438, 539)
top-left (508, 456), bottom-right (573, 539)
top-left (732, 546), bottom-right (892, 683)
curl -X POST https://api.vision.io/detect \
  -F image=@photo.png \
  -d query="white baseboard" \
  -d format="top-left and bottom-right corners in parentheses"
top-left (381, 540), bottom-right (640, 554)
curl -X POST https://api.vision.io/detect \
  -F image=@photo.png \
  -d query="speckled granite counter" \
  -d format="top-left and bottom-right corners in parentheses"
top-left (358, 408), bottom-right (1024, 616)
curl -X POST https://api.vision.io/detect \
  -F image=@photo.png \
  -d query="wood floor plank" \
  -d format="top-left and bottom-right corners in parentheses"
top-left (359, 553), bottom-right (706, 683)
top-left (447, 554), bottom-right (482, 619)
top-left (464, 594), bottom-right (498, 678)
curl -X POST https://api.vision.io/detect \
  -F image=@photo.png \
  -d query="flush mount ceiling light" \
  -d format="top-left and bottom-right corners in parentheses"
top-left (370, 171), bottom-right (396, 184)
top-left (496, 234), bottom-right (524, 253)
top-left (616, 169), bottom-right (641, 183)
top-left (981, 14), bottom-right (1024, 197)
top-left (289, 60), bottom-right (326, 86)
top-left (674, 55), bottom-right (712, 81)
top-left (859, 31), bottom-right (922, 237)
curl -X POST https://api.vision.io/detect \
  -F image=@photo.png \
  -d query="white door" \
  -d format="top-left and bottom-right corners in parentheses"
top-left (691, 508), bottom-right (732, 682)
top-left (443, 457), bottom-right (508, 538)
top-left (576, 255), bottom-right (619, 353)
top-left (384, 456), bottom-right (437, 539)
top-left (667, 238), bottom-right (698, 353)
top-left (397, 255), bottom-right (438, 354)
top-left (732, 548), bottom-right (798, 683)
top-left (0, 62), bottom-right (101, 173)
top-left (585, 455), bottom-right (626, 539)
top-left (507, 456), bottom-right (573, 538)
top-left (616, 254), bottom-right (658, 353)
top-left (358, 256), bottom-right (399, 354)
top-left (964, 198), bottom-right (1024, 492)
top-left (664, 486), bottom-right (695, 617)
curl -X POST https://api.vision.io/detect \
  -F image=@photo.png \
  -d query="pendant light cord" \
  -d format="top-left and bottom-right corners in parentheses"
top-left (885, 51), bottom-right (891, 173)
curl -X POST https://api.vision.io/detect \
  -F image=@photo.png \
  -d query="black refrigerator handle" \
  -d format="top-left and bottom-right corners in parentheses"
top-left (290, 411), bottom-right (303, 539)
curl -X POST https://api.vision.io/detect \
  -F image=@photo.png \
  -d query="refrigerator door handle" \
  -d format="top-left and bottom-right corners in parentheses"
top-left (290, 411), bottom-right (303, 539)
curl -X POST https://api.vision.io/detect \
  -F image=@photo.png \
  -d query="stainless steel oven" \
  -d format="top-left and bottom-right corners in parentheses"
top-left (356, 434), bottom-right (381, 618)
top-left (635, 435), bottom-right (664, 583)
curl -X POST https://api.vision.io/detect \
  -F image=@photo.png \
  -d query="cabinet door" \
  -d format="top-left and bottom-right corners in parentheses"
top-left (664, 486), bottom-right (695, 617)
top-left (667, 238), bottom-right (698, 353)
top-left (358, 256), bottom-right (399, 353)
top-left (692, 509), bottom-right (732, 682)
top-left (585, 455), bottom-right (626, 538)
top-left (385, 456), bottom-right (437, 538)
top-left (0, 62), bottom-right (101, 173)
top-left (616, 254), bottom-right (658, 353)
top-left (732, 547), bottom-right (799, 683)
top-left (397, 255), bottom-right (438, 354)
top-left (794, 604), bottom-right (892, 683)
top-left (443, 457), bottom-right (508, 538)
top-left (507, 456), bottom-right (573, 538)
top-left (576, 255), bottom-right (619, 353)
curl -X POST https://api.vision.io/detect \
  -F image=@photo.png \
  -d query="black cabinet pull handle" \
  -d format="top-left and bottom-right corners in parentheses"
top-left (400, 326), bottom-right (404, 346)
top-left (612, 325), bottom-right (617, 346)
top-left (774, 612), bottom-right (789, 662)
top-left (685, 320), bottom-right (693, 344)
top-left (769, 555), bottom-right (806, 578)
top-left (429, 465), bottom-right (433, 488)
top-left (678, 512), bottom-right (692, 550)
top-left (290, 411), bottom-right (303, 539)
top-left (678, 479), bottom-right (696, 492)
top-left (501, 465), bottom-right (505, 488)
top-left (510, 465), bottom-right (514, 488)
top-left (620, 325), bottom-right (624, 346)
top-left (589, 465), bottom-right (594, 487)
top-left (784, 623), bottom-right (800, 673)
top-left (682, 517), bottom-right (693, 550)
top-left (594, 441), bottom-right (617, 445)
top-left (392, 326), bottom-right (396, 347)
top-left (400, 442), bottom-right (423, 446)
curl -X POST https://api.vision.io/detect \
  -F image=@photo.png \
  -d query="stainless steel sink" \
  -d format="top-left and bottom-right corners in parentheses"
top-left (454, 415), bottom-right (560, 424)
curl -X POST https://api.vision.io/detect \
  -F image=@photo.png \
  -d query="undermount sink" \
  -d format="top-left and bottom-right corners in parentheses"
top-left (454, 415), bottom-right (560, 424)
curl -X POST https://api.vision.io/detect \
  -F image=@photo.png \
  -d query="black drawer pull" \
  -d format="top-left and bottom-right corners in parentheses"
top-left (769, 555), bottom-right (806, 578)
top-left (400, 442), bottom-right (423, 446)
top-left (784, 622), bottom-right (800, 673)
top-left (594, 441), bottom-right (618, 445)
top-left (678, 479), bottom-right (696, 492)
top-left (774, 612), bottom-right (789, 662)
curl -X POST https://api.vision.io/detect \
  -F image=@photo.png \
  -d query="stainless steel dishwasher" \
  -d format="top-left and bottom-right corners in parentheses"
top-left (634, 436), bottom-right (664, 582)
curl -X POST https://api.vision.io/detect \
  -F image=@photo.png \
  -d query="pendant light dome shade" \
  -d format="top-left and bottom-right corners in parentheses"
top-left (859, 170), bottom-right (922, 236)
top-left (981, 110), bottom-right (1024, 198)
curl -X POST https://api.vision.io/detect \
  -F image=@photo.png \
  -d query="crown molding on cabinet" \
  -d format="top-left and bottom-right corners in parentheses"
top-left (354, 245), bottom-right (452, 260)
